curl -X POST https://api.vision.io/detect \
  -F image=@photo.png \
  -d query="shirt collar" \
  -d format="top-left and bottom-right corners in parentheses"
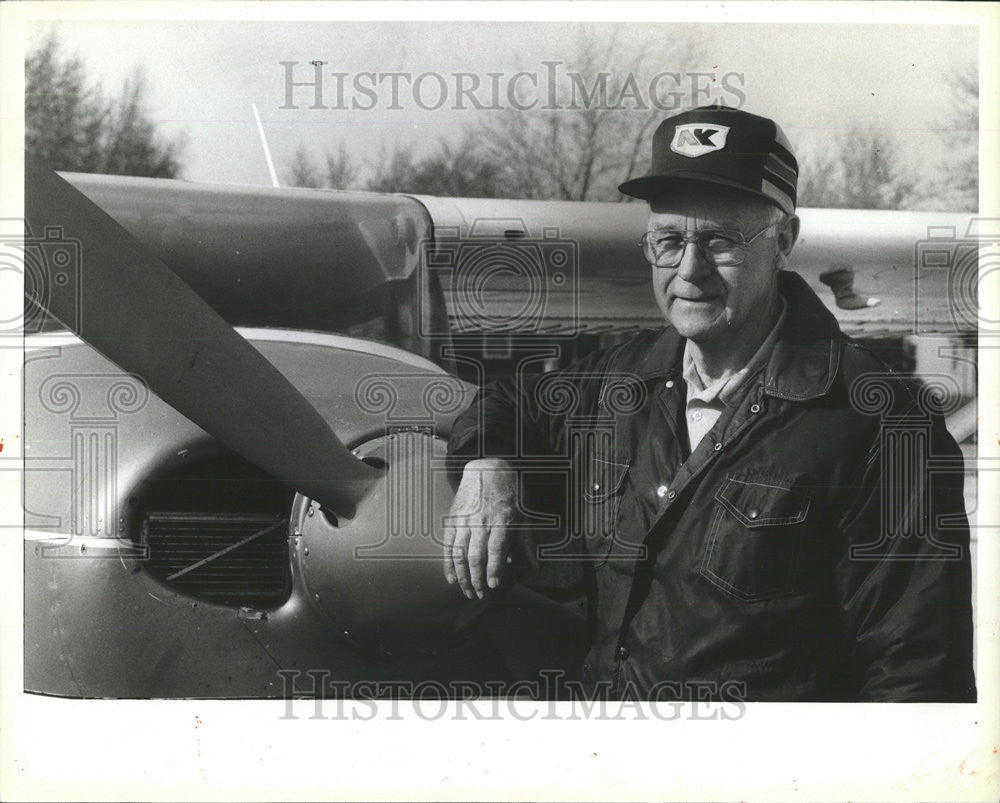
top-left (682, 296), bottom-right (788, 406)
top-left (635, 272), bottom-right (843, 403)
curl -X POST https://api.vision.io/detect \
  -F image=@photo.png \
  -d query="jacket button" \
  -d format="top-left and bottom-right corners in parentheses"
top-left (667, 489), bottom-right (676, 500)
top-left (656, 485), bottom-right (669, 498)
top-left (747, 507), bottom-right (760, 520)
top-left (617, 646), bottom-right (629, 661)
top-left (591, 482), bottom-right (601, 492)
top-left (665, 380), bottom-right (675, 389)
top-left (714, 442), bottom-right (723, 451)
top-left (750, 403), bottom-right (761, 414)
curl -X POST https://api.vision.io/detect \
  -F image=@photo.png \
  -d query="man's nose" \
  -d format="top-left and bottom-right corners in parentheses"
top-left (674, 239), bottom-right (714, 282)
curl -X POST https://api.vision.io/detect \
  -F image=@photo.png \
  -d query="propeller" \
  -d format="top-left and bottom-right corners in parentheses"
top-left (24, 157), bottom-right (590, 663)
top-left (24, 156), bottom-right (382, 517)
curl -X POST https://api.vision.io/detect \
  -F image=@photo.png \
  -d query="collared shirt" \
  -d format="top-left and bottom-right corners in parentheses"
top-left (681, 297), bottom-right (788, 450)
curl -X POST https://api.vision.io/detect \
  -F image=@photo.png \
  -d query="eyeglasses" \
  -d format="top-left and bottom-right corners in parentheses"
top-left (639, 220), bottom-right (782, 268)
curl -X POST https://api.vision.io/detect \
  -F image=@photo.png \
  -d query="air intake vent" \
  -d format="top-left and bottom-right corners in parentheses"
top-left (143, 512), bottom-right (290, 608)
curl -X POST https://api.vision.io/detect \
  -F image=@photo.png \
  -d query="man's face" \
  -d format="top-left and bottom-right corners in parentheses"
top-left (647, 191), bottom-right (798, 345)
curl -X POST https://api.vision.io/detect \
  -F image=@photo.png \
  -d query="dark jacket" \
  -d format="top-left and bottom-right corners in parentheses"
top-left (449, 271), bottom-right (975, 702)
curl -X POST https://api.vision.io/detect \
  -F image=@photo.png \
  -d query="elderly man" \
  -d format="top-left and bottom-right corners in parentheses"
top-left (444, 105), bottom-right (975, 702)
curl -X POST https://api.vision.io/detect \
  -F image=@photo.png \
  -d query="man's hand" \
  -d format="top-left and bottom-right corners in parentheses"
top-left (443, 458), bottom-right (519, 599)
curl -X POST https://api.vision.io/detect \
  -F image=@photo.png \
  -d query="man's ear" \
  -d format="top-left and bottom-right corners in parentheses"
top-left (775, 214), bottom-right (800, 267)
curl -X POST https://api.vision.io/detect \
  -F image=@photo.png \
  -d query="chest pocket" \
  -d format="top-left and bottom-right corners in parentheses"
top-left (580, 457), bottom-right (630, 560)
top-left (700, 473), bottom-right (812, 603)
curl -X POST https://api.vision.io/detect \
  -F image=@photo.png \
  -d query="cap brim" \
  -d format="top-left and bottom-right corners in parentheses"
top-left (618, 172), bottom-right (791, 214)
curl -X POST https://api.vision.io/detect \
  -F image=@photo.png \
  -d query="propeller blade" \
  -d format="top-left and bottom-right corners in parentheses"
top-left (24, 156), bottom-right (382, 516)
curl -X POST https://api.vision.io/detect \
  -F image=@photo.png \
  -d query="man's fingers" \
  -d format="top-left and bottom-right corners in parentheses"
top-left (486, 525), bottom-right (512, 589)
top-left (450, 526), bottom-right (474, 600)
top-left (443, 462), bottom-right (520, 600)
top-left (442, 515), bottom-right (458, 584)
top-left (467, 526), bottom-right (490, 599)
top-left (445, 517), bottom-right (512, 600)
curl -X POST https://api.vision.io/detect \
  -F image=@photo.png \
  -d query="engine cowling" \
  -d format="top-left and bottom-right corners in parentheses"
top-left (291, 430), bottom-right (487, 655)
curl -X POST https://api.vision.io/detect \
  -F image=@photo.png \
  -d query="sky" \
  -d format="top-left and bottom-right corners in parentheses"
top-left (28, 17), bottom-right (978, 189)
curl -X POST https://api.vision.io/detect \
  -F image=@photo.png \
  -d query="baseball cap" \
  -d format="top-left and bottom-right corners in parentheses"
top-left (619, 104), bottom-right (798, 214)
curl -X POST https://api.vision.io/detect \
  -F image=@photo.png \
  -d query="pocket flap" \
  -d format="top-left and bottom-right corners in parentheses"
top-left (583, 457), bottom-right (630, 502)
top-left (715, 475), bottom-right (811, 528)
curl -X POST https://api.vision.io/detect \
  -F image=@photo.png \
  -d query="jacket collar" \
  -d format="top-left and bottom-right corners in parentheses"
top-left (634, 271), bottom-right (842, 402)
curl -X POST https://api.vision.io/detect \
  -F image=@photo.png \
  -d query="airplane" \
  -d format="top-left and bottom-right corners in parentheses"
top-left (19, 160), bottom-right (979, 698)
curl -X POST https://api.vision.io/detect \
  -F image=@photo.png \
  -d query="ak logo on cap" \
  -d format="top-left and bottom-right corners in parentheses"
top-left (670, 123), bottom-right (730, 158)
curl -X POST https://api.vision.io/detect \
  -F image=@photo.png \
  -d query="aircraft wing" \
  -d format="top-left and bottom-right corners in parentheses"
top-left (42, 173), bottom-right (431, 334)
top-left (53, 174), bottom-right (977, 342)
top-left (414, 195), bottom-right (976, 340)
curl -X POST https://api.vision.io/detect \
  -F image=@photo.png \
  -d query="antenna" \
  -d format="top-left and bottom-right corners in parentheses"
top-left (252, 103), bottom-right (280, 188)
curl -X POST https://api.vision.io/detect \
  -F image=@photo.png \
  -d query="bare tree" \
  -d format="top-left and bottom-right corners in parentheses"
top-left (480, 30), bottom-right (705, 201)
top-left (324, 143), bottom-right (359, 190)
top-left (364, 142), bottom-right (419, 194)
top-left (26, 32), bottom-right (184, 177)
top-left (285, 142), bottom-right (360, 190)
top-left (286, 134), bottom-right (506, 197)
top-left (365, 135), bottom-right (506, 197)
top-left (285, 144), bottom-right (325, 188)
top-left (285, 28), bottom-right (710, 200)
top-left (25, 32), bottom-right (106, 172)
top-left (797, 126), bottom-right (916, 210)
top-left (100, 71), bottom-right (185, 177)
top-left (935, 71), bottom-right (978, 212)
